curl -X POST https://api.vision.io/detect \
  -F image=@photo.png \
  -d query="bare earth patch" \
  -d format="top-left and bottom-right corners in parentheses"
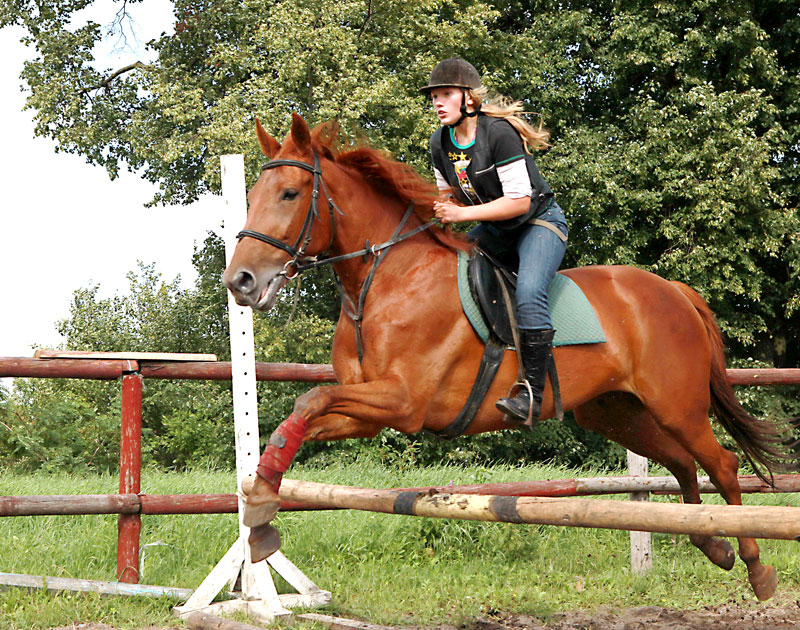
top-left (458, 599), bottom-right (800, 630)
top-left (49, 598), bottom-right (800, 630)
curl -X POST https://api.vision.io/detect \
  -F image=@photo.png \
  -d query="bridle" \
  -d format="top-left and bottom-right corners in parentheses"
top-left (236, 151), bottom-right (338, 280)
top-left (235, 149), bottom-right (439, 361)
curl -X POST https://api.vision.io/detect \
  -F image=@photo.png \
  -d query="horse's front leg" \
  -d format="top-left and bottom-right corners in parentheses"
top-left (305, 413), bottom-right (382, 441)
top-left (294, 376), bottom-right (417, 432)
top-left (241, 376), bottom-right (416, 556)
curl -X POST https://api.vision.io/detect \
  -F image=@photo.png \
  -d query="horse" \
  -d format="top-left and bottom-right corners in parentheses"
top-left (222, 113), bottom-right (799, 601)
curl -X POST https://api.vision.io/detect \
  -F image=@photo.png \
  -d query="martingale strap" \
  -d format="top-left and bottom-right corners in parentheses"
top-left (336, 201), bottom-right (419, 363)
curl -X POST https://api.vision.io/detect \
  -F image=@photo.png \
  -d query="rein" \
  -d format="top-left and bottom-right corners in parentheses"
top-left (236, 150), bottom-right (439, 361)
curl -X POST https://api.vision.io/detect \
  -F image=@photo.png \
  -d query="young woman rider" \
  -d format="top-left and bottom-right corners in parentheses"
top-left (420, 57), bottom-right (568, 426)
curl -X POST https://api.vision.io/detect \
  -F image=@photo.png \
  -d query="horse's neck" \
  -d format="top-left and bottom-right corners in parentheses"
top-left (329, 190), bottom-right (435, 299)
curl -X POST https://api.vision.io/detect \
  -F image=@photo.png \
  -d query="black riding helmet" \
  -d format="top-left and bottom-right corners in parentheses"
top-left (420, 58), bottom-right (482, 127)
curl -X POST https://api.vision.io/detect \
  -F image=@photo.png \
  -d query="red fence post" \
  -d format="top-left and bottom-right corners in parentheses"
top-left (118, 371), bottom-right (143, 583)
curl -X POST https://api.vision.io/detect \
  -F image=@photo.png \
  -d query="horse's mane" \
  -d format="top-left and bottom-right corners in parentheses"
top-left (311, 123), bottom-right (472, 253)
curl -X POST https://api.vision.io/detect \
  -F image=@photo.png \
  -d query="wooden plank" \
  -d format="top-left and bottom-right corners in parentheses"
top-left (0, 494), bottom-right (140, 516)
top-left (278, 479), bottom-right (800, 540)
top-left (0, 357), bottom-right (129, 380)
top-left (0, 572), bottom-right (194, 599)
top-left (185, 610), bottom-right (265, 630)
top-left (34, 350), bottom-right (217, 362)
top-left (727, 368), bottom-right (800, 385)
top-left (298, 613), bottom-right (399, 630)
top-left (2, 475), bottom-right (797, 518)
top-left (5, 358), bottom-right (800, 386)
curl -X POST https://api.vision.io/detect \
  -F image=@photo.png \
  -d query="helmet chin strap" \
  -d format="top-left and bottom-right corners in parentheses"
top-left (446, 88), bottom-right (481, 128)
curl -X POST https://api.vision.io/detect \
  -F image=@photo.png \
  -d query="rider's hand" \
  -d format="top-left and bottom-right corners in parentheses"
top-left (433, 200), bottom-right (466, 224)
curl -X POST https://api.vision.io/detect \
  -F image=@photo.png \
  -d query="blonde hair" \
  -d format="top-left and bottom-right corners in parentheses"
top-left (469, 87), bottom-right (551, 152)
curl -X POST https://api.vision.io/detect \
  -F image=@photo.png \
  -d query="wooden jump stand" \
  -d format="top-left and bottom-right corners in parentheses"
top-left (174, 154), bottom-right (331, 623)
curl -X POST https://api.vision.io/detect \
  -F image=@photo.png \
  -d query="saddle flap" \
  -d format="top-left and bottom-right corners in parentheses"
top-left (467, 250), bottom-right (517, 347)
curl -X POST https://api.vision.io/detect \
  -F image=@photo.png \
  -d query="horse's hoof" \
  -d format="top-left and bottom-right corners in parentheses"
top-left (249, 523), bottom-right (281, 562)
top-left (698, 538), bottom-right (735, 571)
top-left (240, 475), bottom-right (280, 527)
top-left (750, 564), bottom-right (778, 601)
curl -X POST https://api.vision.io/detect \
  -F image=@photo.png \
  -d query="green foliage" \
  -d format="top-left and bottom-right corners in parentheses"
top-left (4, 0), bottom-right (798, 361)
top-left (2, 0), bottom-right (799, 471)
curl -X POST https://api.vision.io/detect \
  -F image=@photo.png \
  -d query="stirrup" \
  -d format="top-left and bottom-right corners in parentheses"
top-left (498, 379), bottom-right (538, 431)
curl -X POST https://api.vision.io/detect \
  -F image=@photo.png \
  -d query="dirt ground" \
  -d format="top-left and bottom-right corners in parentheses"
top-left (50, 599), bottom-right (800, 630)
top-left (458, 599), bottom-right (800, 630)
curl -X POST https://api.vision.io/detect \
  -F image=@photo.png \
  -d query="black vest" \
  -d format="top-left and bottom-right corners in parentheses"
top-left (430, 114), bottom-right (553, 231)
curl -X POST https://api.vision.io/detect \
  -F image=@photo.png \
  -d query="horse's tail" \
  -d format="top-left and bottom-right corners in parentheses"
top-left (672, 281), bottom-right (800, 484)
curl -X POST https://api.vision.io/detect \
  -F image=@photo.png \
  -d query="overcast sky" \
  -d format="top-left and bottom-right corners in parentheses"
top-left (0, 3), bottom-right (222, 360)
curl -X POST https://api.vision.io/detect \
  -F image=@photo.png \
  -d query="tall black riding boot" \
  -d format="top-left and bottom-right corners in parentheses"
top-left (496, 328), bottom-right (555, 425)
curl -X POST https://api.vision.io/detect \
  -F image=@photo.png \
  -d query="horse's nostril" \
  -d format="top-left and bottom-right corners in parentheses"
top-left (235, 270), bottom-right (256, 293)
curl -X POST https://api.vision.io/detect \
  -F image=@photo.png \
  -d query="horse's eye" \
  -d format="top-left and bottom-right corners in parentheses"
top-left (281, 189), bottom-right (299, 201)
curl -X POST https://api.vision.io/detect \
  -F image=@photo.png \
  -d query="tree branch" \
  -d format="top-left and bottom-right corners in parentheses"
top-left (357, 0), bottom-right (374, 41)
top-left (81, 61), bottom-right (148, 94)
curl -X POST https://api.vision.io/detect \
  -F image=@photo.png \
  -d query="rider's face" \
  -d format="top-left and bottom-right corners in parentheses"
top-left (431, 87), bottom-right (472, 126)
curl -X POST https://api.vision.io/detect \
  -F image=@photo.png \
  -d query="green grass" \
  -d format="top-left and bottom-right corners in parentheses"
top-left (1, 461), bottom-right (799, 629)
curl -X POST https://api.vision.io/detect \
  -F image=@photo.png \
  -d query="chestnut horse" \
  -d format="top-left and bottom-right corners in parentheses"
top-left (223, 114), bottom-right (798, 600)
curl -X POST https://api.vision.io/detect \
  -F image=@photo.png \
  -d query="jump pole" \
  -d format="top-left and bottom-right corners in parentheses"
top-left (277, 479), bottom-right (800, 541)
top-left (174, 155), bottom-right (330, 623)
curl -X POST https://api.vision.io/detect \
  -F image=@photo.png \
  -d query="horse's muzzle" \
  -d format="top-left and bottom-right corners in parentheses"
top-left (223, 267), bottom-right (287, 311)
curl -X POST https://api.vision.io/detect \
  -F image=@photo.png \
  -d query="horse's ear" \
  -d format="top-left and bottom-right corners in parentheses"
top-left (290, 113), bottom-right (312, 154)
top-left (255, 118), bottom-right (281, 159)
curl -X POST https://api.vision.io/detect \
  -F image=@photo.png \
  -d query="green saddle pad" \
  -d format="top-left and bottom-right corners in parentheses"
top-left (457, 250), bottom-right (606, 347)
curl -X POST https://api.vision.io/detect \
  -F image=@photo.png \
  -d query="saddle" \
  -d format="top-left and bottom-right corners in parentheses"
top-left (467, 249), bottom-right (519, 347)
top-left (429, 249), bottom-right (563, 440)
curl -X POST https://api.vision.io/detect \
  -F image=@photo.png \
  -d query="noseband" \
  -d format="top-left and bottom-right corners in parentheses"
top-left (235, 149), bottom-right (439, 362)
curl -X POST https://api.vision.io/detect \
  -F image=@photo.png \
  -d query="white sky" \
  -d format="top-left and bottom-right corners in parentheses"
top-left (0, 2), bottom-right (223, 360)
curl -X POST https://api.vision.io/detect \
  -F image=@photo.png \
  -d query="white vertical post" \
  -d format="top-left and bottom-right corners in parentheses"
top-left (221, 154), bottom-right (270, 602)
top-left (175, 155), bottom-right (330, 622)
top-left (222, 155), bottom-right (262, 512)
top-left (627, 451), bottom-right (652, 574)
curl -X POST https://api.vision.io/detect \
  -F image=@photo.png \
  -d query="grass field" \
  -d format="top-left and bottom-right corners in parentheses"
top-left (1, 460), bottom-right (799, 629)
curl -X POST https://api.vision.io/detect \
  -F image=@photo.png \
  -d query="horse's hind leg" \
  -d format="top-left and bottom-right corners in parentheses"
top-left (636, 395), bottom-right (777, 600)
top-left (701, 449), bottom-right (778, 600)
top-left (574, 393), bottom-right (734, 571)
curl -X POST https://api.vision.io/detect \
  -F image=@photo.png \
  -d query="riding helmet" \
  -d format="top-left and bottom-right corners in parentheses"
top-left (419, 58), bottom-right (482, 94)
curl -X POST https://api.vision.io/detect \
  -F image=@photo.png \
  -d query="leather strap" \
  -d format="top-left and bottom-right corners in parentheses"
top-left (335, 202), bottom-right (418, 363)
top-left (427, 335), bottom-right (506, 440)
top-left (528, 218), bottom-right (568, 243)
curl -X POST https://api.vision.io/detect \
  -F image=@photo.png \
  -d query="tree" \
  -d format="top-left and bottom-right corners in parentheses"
top-left (3, 0), bottom-right (797, 364)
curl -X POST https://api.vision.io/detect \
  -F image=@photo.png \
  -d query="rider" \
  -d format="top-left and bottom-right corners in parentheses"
top-left (420, 57), bottom-right (568, 425)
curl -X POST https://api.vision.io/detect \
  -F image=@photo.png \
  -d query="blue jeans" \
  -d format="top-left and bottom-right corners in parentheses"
top-left (468, 202), bottom-right (568, 330)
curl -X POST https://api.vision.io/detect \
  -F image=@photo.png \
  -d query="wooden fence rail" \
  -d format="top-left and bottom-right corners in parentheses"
top-left (0, 355), bottom-right (797, 584)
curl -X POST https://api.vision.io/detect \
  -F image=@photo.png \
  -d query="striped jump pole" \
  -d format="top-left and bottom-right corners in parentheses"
top-left (277, 479), bottom-right (800, 541)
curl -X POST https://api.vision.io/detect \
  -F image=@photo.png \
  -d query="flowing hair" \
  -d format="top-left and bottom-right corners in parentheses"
top-left (469, 87), bottom-right (551, 153)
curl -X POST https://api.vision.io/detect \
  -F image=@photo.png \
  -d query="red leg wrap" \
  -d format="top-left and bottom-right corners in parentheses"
top-left (256, 412), bottom-right (308, 492)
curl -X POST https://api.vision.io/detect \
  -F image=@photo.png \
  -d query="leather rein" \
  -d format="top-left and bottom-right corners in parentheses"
top-left (236, 150), bottom-right (438, 361)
